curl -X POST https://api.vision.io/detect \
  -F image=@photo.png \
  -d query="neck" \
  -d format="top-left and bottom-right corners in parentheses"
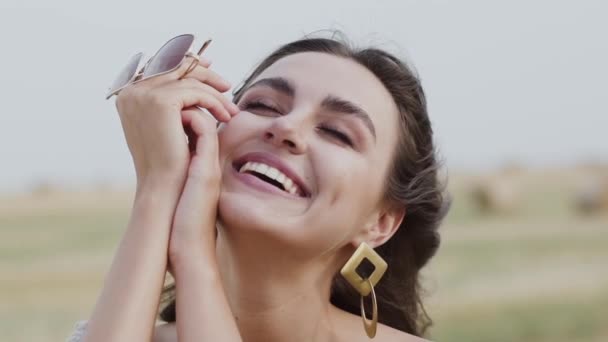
top-left (215, 228), bottom-right (344, 342)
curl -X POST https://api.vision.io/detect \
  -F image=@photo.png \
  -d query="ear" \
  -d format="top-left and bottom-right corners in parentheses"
top-left (352, 204), bottom-right (406, 249)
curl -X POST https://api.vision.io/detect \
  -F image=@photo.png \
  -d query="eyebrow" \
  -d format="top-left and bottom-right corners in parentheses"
top-left (320, 95), bottom-right (377, 141)
top-left (245, 77), bottom-right (377, 141)
top-left (247, 77), bottom-right (295, 97)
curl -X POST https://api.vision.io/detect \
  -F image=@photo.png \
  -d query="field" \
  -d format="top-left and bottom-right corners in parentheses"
top-left (1, 168), bottom-right (607, 341)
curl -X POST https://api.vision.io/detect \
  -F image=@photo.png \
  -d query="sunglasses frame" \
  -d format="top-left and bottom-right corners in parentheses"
top-left (105, 34), bottom-right (212, 100)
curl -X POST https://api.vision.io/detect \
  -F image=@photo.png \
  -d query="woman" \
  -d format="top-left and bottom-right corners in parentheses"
top-left (69, 33), bottom-right (448, 341)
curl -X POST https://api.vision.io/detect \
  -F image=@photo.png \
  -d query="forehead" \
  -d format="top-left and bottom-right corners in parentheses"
top-left (253, 52), bottom-right (399, 143)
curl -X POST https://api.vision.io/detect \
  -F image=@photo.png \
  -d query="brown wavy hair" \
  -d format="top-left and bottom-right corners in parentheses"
top-left (159, 33), bottom-right (449, 337)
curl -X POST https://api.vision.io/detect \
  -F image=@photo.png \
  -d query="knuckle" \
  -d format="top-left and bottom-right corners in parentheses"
top-left (115, 86), bottom-right (139, 113)
top-left (115, 85), bottom-right (132, 103)
top-left (196, 81), bottom-right (214, 93)
top-left (176, 58), bottom-right (197, 76)
top-left (206, 96), bottom-right (222, 109)
top-left (115, 93), bottom-right (127, 113)
top-left (181, 77), bottom-right (200, 87)
top-left (200, 114), bottom-right (219, 129)
top-left (183, 75), bottom-right (215, 93)
top-left (144, 89), bottom-right (170, 109)
top-left (181, 108), bottom-right (199, 117)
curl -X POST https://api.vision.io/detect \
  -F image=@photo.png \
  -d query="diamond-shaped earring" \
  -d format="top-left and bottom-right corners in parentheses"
top-left (340, 242), bottom-right (388, 338)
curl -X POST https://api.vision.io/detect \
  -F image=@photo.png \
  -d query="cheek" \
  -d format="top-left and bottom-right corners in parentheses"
top-left (218, 118), bottom-right (244, 149)
top-left (313, 158), bottom-right (377, 230)
top-left (317, 153), bottom-right (373, 208)
top-left (218, 114), bottom-right (259, 164)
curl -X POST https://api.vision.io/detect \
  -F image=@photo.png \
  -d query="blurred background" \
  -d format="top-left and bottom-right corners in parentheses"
top-left (1, 0), bottom-right (606, 341)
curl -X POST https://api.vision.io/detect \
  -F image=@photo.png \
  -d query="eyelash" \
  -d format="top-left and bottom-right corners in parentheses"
top-left (242, 100), bottom-right (281, 114)
top-left (318, 124), bottom-right (353, 146)
top-left (242, 100), bottom-right (354, 147)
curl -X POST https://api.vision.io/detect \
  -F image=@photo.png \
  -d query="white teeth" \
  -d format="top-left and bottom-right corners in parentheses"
top-left (256, 163), bottom-right (269, 174)
top-left (239, 161), bottom-right (302, 196)
top-left (284, 178), bottom-right (293, 189)
top-left (267, 167), bottom-right (279, 179)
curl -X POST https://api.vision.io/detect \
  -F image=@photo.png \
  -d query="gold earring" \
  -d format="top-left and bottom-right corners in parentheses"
top-left (340, 242), bottom-right (388, 339)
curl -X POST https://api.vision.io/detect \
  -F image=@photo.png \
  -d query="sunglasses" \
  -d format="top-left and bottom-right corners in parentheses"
top-left (105, 34), bottom-right (212, 99)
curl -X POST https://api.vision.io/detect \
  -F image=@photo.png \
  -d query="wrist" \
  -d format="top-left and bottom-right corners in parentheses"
top-left (170, 246), bottom-right (220, 281)
top-left (130, 178), bottom-right (184, 233)
top-left (135, 173), bottom-right (185, 200)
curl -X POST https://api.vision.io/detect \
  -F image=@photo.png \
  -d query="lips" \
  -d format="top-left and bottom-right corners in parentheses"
top-left (232, 152), bottom-right (311, 197)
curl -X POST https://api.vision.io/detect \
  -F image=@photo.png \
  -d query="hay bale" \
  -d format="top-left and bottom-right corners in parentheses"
top-left (574, 178), bottom-right (608, 215)
top-left (470, 176), bottom-right (520, 215)
top-left (28, 180), bottom-right (60, 197)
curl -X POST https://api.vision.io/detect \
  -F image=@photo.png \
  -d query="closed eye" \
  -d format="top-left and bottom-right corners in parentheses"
top-left (242, 100), bottom-right (281, 115)
top-left (318, 124), bottom-right (353, 146)
top-left (242, 100), bottom-right (353, 147)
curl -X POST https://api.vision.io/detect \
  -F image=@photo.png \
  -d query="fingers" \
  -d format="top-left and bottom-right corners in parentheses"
top-left (116, 48), bottom-right (239, 127)
top-left (180, 78), bottom-right (240, 115)
top-left (160, 85), bottom-right (231, 122)
top-left (158, 77), bottom-right (239, 121)
top-left (197, 56), bottom-right (212, 69)
top-left (181, 64), bottom-right (231, 93)
top-left (180, 109), bottom-right (221, 188)
top-left (126, 53), bottom-right (222, 90)
top-left (182, 109), bottom-right (219, 160)
top-left (132, 56), bottom-right (237, 114)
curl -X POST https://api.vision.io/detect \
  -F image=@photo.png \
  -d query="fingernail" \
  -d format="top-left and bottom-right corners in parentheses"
top-left (199, 57), bottom-right (212, 66)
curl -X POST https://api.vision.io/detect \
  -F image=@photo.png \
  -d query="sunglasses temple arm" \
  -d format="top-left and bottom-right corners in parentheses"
top-left (132, 70), bottom-right (144, 82)
top-left (196, 39), bottom-right (213, 57)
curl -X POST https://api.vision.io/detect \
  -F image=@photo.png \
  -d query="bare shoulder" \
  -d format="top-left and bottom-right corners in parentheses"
top-left (152, 322), bottom-right (177, 342)
top-left (374, 322), bottom-right (431, 342)
top-left (332, 307), bottom-right (431, 342)
top-left (151, 314), bottom-right (432, 342)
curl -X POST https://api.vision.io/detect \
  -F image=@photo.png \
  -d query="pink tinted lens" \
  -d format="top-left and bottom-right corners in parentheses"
top-left (107, 52), bottom-right (143, 96)
top-left (144, 34), bottom-right (194, 77)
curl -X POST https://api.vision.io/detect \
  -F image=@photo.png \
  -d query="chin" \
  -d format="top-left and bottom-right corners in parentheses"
top-left (216, 190), bottom-right (302, 243)
top-left (218, 191), bottom-right (275, 233)
top-left (217, 190), bottom-right (350, 260)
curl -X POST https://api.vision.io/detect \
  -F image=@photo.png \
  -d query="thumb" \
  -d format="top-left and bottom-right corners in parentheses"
top-left (172, 109), bottom-right (220, 234)
top-left (181, 109), bottom-right (220, 178)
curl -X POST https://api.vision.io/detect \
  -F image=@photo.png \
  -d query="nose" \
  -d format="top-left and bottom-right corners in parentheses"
top-left (263, 115), bottom-right (308, 154)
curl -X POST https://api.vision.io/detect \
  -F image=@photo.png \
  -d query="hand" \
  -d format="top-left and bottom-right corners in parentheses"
top-left (167, 112), bottom-right (242, 341)
top-left (168, 108), bottom-right (223, 266)
top-left (114, 56), bottom-right (239, 190)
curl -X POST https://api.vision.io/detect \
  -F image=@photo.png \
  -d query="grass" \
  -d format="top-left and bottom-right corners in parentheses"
top-left (423, 216), bottom-right (608, 342)
top-left (1, 169), bottom-right (607, 341)
top-left (429, 289), bottom-right (608, 342)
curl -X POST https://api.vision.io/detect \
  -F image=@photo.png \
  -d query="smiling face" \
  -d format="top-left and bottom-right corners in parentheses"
top-left (217, 52), bottom-right (402, 258)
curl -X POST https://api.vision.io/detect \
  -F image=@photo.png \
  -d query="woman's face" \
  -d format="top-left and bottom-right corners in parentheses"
top-left (217, 52), bottom-right (401, 257)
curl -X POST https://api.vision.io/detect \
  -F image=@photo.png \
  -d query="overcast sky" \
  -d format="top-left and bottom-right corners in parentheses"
top-left (0, 0), bottom-right (606, 192)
